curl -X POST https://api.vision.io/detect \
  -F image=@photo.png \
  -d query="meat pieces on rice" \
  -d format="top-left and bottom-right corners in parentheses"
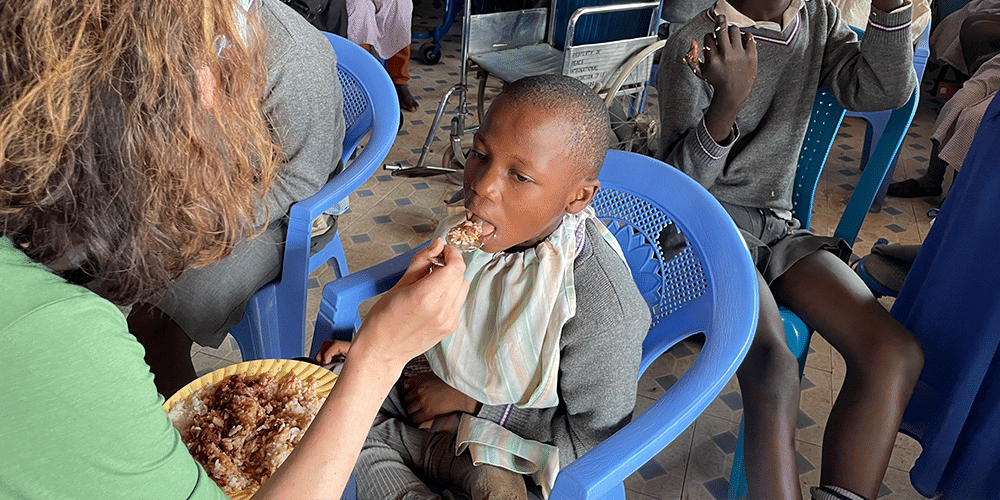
top-left (168, 372), bottom-right (324, 496)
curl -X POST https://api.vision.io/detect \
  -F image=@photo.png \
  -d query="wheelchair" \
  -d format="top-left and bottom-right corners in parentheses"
top-left (386, 0), bottom-right (666, 176)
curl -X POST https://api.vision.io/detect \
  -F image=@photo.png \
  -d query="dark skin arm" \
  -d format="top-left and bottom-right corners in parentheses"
top-left (403, 371), bottom-right (482, 424)
top-left (696, 15), bottom-right (758, 143)
top-left (699, 0), bottom-right (908, 143)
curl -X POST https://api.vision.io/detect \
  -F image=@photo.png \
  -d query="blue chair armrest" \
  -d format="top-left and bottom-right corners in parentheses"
top-left (552, 322), bottom-right (753, 499)
top-left (312, 242), bottom-right (431, 352)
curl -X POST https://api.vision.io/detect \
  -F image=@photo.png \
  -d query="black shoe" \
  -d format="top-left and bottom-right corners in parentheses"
top-left (887, 178), bottom-right (942, 198)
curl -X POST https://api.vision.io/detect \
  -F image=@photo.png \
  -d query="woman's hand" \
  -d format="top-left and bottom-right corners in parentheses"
top-left (351, 238), bottom-right (469, 371)
top-left (403, 372), bottom-right (481, 424)
top-left (698, 15), bottom-right (758, 143)
top-left (254, 239), bottom-right (468, 500)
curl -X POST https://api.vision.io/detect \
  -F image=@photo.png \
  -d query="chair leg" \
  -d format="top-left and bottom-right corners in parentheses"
top-left (728, 420), bottom-right (749, 500)
top-left (230, 284), bottom-right (288, 361)
top-left (230, 303), bottom-right (263, 362)
top-left (327, 231), bottom-right (350, 279)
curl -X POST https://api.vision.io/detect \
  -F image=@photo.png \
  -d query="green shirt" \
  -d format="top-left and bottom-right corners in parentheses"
top-left (0, 237), bottom-right (227, 499)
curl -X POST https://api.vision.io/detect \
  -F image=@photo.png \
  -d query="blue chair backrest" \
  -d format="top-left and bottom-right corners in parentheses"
top-left (791, 88), bottom-right (846, 230)
top-left (339, 67), bottom-right (373, 165)
top-left (548, 151), bottom-right (757, 499)
top-left (550, 0), bottom-right (656, 50)
top-left (329, 33), bottom-right (388, 166)
top-left (593, 150), bottom-right (757, 375)
top-left (230, 33), bottom-right (397, 361)
top-left (795, 25), bottom-right (924, 240)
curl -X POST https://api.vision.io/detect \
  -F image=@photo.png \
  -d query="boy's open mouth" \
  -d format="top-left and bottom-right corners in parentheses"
top-left (466, 211), bottom-right (497, 242)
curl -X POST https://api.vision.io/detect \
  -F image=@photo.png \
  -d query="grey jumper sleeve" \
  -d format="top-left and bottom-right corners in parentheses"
top-left (819, 3), bottom-right (916, 112)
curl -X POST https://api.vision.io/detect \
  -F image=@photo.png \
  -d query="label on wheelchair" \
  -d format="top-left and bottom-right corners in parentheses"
top-left (564, 36), bottom-right (656, 89)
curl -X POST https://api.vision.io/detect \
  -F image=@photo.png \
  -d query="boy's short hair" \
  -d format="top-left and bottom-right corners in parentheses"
top-left (500, 75), bottom-right (610, 180)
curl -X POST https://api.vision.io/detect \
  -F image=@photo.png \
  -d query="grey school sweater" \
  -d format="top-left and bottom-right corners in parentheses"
top-left (475, 220), bottom-right (651, 469)
top-left (255, 0), bottom-right (346, 225)
top-left (655, 0), bottom-right (915, 212)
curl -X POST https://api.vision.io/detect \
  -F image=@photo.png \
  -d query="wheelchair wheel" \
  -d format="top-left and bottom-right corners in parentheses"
top-left (419, 42), bottom-right (442, 65)
top-left (603, 39), bottom-right (666, 156)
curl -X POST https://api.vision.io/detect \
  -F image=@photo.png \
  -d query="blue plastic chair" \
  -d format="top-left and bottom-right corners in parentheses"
top-left (726, 81), bottom-right (923, 498)
top-left (229, 32), bottom-right (400, 362)
top-left (314, 150), bottom-right (758, 500)
top-left (845, 23), bottom-right (931, 210)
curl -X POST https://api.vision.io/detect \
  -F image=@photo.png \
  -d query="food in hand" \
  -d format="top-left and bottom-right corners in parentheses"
top-left (683, 40), bottom-right (701, 72)
top-left (166, 373), bottom-right (324, 497)
top-left (446, 219), bottom-right (484, 251)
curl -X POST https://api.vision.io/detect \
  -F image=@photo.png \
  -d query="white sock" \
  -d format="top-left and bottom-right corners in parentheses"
top-left (810, 484), bottom-right (869, 500)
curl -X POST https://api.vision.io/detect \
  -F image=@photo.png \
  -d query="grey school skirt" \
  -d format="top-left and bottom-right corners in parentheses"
top-left (718, 200), bottom-right (851, 285)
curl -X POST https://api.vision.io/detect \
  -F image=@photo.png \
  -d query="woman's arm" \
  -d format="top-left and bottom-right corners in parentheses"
top-left (252, 239), bottom-right (469, 499)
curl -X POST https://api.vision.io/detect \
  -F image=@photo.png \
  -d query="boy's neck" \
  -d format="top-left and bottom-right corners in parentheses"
top-left (727, 0), bottom-right (793, 24)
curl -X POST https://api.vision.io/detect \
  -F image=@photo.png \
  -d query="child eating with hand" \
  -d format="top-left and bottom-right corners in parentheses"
top-left (656, 0), bottom-right (925, 498)
top-left (317, 74), bottom-right (651, 500)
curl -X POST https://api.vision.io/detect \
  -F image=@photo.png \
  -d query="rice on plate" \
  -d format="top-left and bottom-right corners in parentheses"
top-left (164, 359), bottom-right (337, 499)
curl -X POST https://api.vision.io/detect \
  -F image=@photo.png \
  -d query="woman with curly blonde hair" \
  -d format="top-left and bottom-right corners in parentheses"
top-left (127, 0), bottom-right (349, 398)
top-left (0, 0), bottom-right (468, 498)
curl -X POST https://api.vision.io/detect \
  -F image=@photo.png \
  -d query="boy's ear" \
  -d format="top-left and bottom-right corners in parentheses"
top-left (565, 179), bottom-right (600, 215)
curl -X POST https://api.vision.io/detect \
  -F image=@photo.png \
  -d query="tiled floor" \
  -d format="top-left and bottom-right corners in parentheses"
top-left (192, 10), bottom-right (948, 499)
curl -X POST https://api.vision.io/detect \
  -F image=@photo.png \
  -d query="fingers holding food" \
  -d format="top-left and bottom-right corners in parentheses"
top-left (683, 40), bottom-right (701, 73)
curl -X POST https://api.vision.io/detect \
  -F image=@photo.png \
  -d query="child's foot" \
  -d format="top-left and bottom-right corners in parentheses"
top-left (396, 83), bottom-right (419, 112)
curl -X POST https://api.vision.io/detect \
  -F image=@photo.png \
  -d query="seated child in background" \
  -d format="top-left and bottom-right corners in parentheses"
top-left (889, 4), bottom-right (1000, 199)
top-left (316, 74), bottom-right (651, 500)
top-left (656, 1), bottom-right (924, 499)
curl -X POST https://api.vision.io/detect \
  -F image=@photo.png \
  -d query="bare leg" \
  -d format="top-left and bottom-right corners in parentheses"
top-left (772, 250), bottom-right (924, 498)
top-left (739, 271), bottom-right (803, 500)
top-left (127, 303), bottom-right (197, 397)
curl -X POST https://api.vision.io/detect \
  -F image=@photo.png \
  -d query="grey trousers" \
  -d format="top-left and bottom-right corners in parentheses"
top-left (355, 385), bottom-right (532, 500)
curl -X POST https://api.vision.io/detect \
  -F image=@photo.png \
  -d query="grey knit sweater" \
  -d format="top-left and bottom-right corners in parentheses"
top-left (655, 0), bottom-right (915, 212)
top-left (475, 220), bottom-right (651, 469)
top-left (256, 0), bottom-right (346, 225)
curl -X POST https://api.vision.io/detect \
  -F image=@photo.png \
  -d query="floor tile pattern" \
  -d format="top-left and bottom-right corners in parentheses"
top-left (190, 10), bottom-right (948, 499)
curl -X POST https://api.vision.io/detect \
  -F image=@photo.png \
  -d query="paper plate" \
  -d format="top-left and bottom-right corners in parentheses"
top-left (163, 359), bottom-right (337, 499)
top-left (163, 358), bottom-right (337, 412)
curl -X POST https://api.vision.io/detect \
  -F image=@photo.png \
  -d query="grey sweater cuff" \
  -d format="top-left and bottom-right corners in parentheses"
top-left (477, 403), bottom-right (505, 423)
top-left (478, 403), bottom-right (542, 434)
top-left (477, 403), bottom-right (521, 427)
top-left (693, 118), bottom-right (739, 160)
top-left (865, 2), bottom-right (913, 39)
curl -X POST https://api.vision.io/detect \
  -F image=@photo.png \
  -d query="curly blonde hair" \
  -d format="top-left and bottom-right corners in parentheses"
top-left (0, 0), bottom-right (281, 304)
